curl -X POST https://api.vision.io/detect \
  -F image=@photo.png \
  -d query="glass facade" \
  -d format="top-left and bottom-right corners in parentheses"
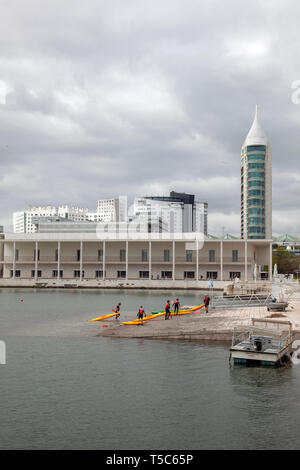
top-left (246, 145), bottom-right (266, 239)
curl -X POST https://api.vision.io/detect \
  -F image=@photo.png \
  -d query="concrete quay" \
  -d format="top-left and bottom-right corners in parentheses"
top-left (97, 293), bottom-right (300, 342)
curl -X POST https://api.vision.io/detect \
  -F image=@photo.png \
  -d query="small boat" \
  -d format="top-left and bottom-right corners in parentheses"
top-left (230, 318), bottom-right (294, 367)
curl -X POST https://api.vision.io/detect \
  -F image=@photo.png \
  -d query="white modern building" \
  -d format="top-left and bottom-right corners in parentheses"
top-left (0, 233), bottom-right (272, 283)
top-left (96, 197), bottom-right (127, 222)
top-left (13, 206), bottom-right (92, 233)
top-left (133, 192), bottom-right (208, 235)
top-left (241, 106), bottom-right (272, 240)
top-left (13, 203), bottom-right (121, 233)
top-left (133, 197), bottom-right (183, 233)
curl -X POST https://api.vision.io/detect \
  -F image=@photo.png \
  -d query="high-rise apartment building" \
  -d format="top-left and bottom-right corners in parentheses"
top-left (241, 107), bottom-right (272, 239)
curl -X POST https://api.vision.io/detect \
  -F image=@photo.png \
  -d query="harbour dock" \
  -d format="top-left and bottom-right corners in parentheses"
top-left (97, 291), bottom-right (300, 341)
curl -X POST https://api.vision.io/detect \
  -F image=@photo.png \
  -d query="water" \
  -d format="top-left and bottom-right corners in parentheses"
top-left (0, 288), bottom-right (300, 450)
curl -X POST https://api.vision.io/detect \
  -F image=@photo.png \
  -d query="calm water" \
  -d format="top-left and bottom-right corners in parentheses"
top-left (0, 288), bottom-right (299, 450)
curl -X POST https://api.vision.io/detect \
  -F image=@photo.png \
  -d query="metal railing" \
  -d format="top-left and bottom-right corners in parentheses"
top-left (211, 293), bottom-right (272, 309)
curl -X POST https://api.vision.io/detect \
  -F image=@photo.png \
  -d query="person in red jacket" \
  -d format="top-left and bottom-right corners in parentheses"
top-left (114, 302), bottom-right (121, 319)
top-left (174, 298), bottom-right (180, 315)
top-left (165, 300), bottom-right (171, 320)
top-left (137, 306), bottom-right (145, 325)
top-left (204, 295), bottom-right (210, 313)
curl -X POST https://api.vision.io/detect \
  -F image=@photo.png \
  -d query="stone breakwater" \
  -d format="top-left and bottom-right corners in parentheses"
top-left (97, 296), bottom-right (300, 341)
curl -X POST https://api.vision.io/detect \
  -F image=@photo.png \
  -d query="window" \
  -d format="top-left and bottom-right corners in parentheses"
top-left (96, 270), bottom-right (105, 278)
top-left (247, 145), bottom-right (266, 152)
top-left (139, 271), bottom-right (149, 279)
top-left (248, 155), bottom-right (265, 161)
top-left (161, 271), bottom-right (172, 279)
top-left (184, 271), bottom-right (195, 279)
top-left (98, 249), bottom-right (103, 261)
top-left (10, 270), bottom-right (21, 277)
top-left (249, 208), bottom-right (263, 215)
top-left (141, 249), bottom-right (148, 262)
top-left (232, 250), bottom-right (238, 262)
top-left (249, 181), bottom-right (264, 188)
top-left (249, 227), bottom-right (264, 233)
top-left (77, 250), bottom-right (81, 262)
top-left (55, 249), bottom-right (59, 262)
top-left (230, 272), bottom-right (241, 280)
top-left (249, 189), bottom-right (263, 196)
top-left (15, 249), bottom-right (19, 261)
top-left (34, 249), bottom-right (40, 261)
top-left (74, 270), bottom-right (84, 278)
top-left (209, 250), bottom-right (215, 262)
top-left (248, 163), bottom-right (264, 169)
top-left (120, 249), bottom-right (126, 262)
top-left (249, 217), bottom-right (264, 225)
top-left (206, 272), bottom-right (218, 280)
top-left (31, 270), bottom-right (42, 278)
top-left (186, 250), bottom-right (193, 262)
top-left (248, 171), bottom-right (264, 178)
top-left (52, 270), bottom-right (63, 278)
top-left (117, 271), bottom-right (126, 278)
top-left (164, 249), bottom-right (170, 262)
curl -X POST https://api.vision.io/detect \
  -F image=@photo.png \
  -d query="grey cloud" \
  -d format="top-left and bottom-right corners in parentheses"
top-left (0, 0), bottom-right (300, 234)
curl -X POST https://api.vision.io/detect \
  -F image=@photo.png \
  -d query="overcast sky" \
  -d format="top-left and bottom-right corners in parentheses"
top-left (0, 0), bottom-right (300, 235)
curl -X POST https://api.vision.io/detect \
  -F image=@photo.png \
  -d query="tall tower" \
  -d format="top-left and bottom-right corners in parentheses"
top-left (241, 106), bottom-right (272, 239)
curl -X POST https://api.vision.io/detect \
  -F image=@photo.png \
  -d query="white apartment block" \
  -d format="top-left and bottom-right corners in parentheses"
top-left (13, 206), bottom-right (59, 233)
top-left (96, 197), bottom-right (127, 222)
top-left (13, 205), bottom-right (98, 233)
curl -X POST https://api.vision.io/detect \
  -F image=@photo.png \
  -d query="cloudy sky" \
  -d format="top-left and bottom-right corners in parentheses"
top-left (0, 0), bottom-right (299, 235)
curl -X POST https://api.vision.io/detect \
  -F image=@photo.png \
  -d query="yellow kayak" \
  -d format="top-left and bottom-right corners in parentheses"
top-left (122, 320), bottom-right (149, 325)
top-left (175, 304), bottom-right (204, 315)
top-left (89, 312), bottom-right (119, 322)
top-left (132, 312), bottom-right (165, 323)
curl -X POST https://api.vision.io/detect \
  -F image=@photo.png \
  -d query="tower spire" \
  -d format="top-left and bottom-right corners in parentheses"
top-left (243, 105), bottom-right (268, 147)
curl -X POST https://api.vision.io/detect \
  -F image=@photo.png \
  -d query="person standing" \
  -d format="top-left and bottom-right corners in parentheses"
top-left (204, 295), bottom-right (210, 313)
top-left (165, 300), bottom-right (171, 320)
top-left (114, 302), bottom-right (121, 319)
top-left (137, 306), bottom-right (145, 325)
top-left (174, 298), bottom-right (180, 315)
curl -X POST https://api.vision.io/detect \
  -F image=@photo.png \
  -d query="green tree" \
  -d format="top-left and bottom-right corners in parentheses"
top-left (273, 249), bottom-right (300, 274)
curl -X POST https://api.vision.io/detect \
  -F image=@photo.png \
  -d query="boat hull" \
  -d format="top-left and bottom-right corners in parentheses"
top-left (230, 344), bottom-right (291, 366)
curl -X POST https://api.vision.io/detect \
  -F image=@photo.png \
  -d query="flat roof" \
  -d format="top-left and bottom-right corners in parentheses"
top-left (0, 232), bottom-right (272, 244)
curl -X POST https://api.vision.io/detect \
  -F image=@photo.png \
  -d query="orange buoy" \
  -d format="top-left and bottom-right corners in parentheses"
top-left (102, 324), bottom-right (109, 328)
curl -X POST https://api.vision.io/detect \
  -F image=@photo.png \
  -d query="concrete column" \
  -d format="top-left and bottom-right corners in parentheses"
top-left (196, 240), bottom-right (199, 281)
top-left (244, 240), bottom-right (248, 281)
top-left (149, 240), bottom-right (152, 280)
top-left (57, 241), bottom-right (61, 280)
top-left (172, 240), bottom-right (175, 280)
top-left (220, 240), bottom-right (223, 281)
top-left (103, 241), bottom-right (106, 280)
top-left (126, 240), bottom-right (128, 280)
top-left (269, 242), bottom-right (272, 282)
top-left (13, 241), bottom-right (16, 279)
top-left (80, 241), bottom-right (83, 281)
top-left (35, 241), bottom-right (38, 281)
